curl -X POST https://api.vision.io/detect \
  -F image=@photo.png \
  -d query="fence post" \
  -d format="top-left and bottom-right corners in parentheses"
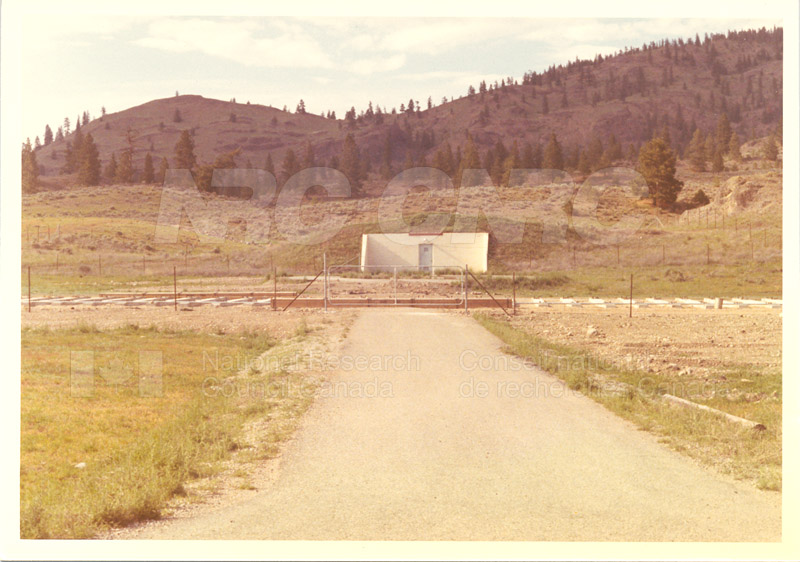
top-left (323, 253), bottom-right (327, 312)
top-left (273, 267), bottom-right (277, 311)
top-left (629, 273), bottom-right (633, 318)
top-left (512, 272), bottom-right (516, 316)
top-left (99, 255), bottom-right (102, 275)
top-left (464, 265), bottom-right (469, 313)
top-left (28, 266), bottom-right (31, 313)
top-left (394, 266), bottom-right (397, 305)
top-left (173, 266), bottom-right (177, 311)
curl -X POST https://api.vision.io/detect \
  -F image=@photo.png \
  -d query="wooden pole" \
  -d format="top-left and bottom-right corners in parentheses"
top-left (512, 272), bottom-right (516, 315)
top-left (323, 253), bottom-right (328, 312)
top-left (98, 255), bottom-right (101, 275)
top-left (173, 266), bottom-right (177, 311)
top-left (142, 255), bottom-right (146, 273)
top-left (706, 244), bottom-right (710, 265)
top-left (273, 268), bottom-right (277, 311)
top-left (616, 245), bottom-right (620, 266)
top-left (629, 273), bottom-right (633, 318)
top-left (27, 266), bottom-right (31, 313)
top-left (56, 253), bottom-right (59, 271)
top-left (464, 265), bottom-right (469, 312)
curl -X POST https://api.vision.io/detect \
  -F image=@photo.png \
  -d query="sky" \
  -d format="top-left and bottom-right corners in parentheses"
top-left (20, 16), bottom-right (782, 143)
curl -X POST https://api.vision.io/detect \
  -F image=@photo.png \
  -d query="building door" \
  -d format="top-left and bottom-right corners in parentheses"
top-left (418, 244), bottom-right (433, 272)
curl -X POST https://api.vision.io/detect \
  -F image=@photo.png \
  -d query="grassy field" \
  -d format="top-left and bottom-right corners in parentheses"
top-left (22, 161), bottom-right (782, 298)
top-left (20, 319), bottom-right (324, 539)
top-left (475, 313), bottom-right (781, 492)
top-left (470, 260), bottom-right (782, 299)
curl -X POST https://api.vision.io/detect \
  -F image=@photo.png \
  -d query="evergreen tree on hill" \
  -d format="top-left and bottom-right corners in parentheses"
top-left (340, 134), bottom-right (365, 196)
top-left (156, 157), bottom-right (169, 184)
top-left (174, 130), bottom-right (196, 169)
top-left (637, 135), bottom-right (683, 209)
top-left (104, 153), bottom-right (118, 183)
top-left (21, 139), bottom-right (39, 193)
top-left (143, 152), bottom-right (155, 183)
top-left (543, 133), bottom-right (564, 170)
top-left (77, 134), bottom-right (101, 186)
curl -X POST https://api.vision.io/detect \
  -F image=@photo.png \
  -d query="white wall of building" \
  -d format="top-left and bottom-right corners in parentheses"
top-left (360, 233), bottom-right (488, 273)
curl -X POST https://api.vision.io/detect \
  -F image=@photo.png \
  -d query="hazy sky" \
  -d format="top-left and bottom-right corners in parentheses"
top-left (21, 16), bottom-right (781, 142)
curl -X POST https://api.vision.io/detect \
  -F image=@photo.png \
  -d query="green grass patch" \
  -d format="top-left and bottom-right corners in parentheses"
top-left (474, 313), bottom-right (781, 491)
top-left (20, 324), bottom-right (316, 538)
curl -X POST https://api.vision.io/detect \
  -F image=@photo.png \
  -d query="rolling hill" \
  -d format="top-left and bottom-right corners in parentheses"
top-left (31, 26), bottom-right (782, 192)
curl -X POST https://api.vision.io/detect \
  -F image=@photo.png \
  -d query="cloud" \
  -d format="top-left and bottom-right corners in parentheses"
top-left (348, 54), bottom-right (407, 75)
top-left (134, 18), bottom-right (335, 69)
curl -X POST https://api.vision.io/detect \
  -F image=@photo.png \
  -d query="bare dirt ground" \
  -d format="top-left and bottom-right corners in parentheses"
top-left (109, 308), bottom-right (780, 541)
top-left (21, 305), bottom-right (336, 339)
top-left (510, 306), bottom-right (781, 381)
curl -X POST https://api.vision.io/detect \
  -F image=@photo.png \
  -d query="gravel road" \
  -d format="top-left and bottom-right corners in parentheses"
top-left (119, 308), bottom-right (780, 541)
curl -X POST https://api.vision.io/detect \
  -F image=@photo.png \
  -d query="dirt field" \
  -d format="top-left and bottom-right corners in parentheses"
top-left (21, 305), bottom-right (352, 339)
top-left (510, 306), bottom-right (782, 381)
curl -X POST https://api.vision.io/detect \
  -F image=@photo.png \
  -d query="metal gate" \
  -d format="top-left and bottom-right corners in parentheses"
top-left (325, 264), bottom-right (466, 308)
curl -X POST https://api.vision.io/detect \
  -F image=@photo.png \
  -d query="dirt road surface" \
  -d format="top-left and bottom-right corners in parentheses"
top-left (118, 308), bottom-right (780, 541)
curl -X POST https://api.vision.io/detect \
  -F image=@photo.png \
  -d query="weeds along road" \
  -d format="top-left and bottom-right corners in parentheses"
top-left (123, 308), bottom-right (780, 541)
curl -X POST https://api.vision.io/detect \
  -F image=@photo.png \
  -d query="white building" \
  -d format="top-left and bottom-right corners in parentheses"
top-left (360, 232), bottom-right (488, 273)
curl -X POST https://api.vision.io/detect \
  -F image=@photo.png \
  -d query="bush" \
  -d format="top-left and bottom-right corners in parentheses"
top-left (689, 189), bottom-right (710, 208)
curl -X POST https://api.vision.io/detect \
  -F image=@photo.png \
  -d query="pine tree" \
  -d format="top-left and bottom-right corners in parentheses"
top-left (380, 135), bottom-right (394, 179)
top-left (104, 153), bottom-right (118, 183)
top-left (302, 141), bottom-right (315, 169)
top-left (711, 148), bottom-right (724, 172)
top-left (21, 139), bottom-right (39, 193)
top-left (586, 136), bottom-right (604, 170)
top-left (156, 157), bottom-right (169, 184)
top-left (44, 125), bottom-right (53, 146)
top-left (521, 142), bottom-right (535, 168)
top-left (541, 94), bottom-right (549, 114)
top-left (762, 135), bottom-right (779, 161)
top-left (501, 141), bottom-right (521, 186)
top-left (715, 112), bottom-right (732, 148)
top-left (280, 149), bottom-right (300, 185)
top-left (143, 152), bottom-right (155, 183)
top-left (340, 134), bottom-right (364, 196)
top-left (77, 134), bottom-right (101, 186)
top-left (34, 136), bottom-right (41, 149)
top-left (55, 127), bottom-right (64, 142)
top-left (115, 150), bottom-right (133, 183)
top-left (63, 129), bottom-right (84, 174)
top-left (264, 153), bottom-right (275, 176)
top-left (174, 130), bottom-right (196, 169)
top-left (637, 136), bottom-right (683, 209)
top-left (728, 131), bottom-right (742, 161)
top-left (542, 133), bottom-right (563, 170)
top-left (173, 108), bottom-right (182, 123)
top-left (687, 128), bottom-right (707, 172)
top-left (577, 149), bottom-right (591, 175)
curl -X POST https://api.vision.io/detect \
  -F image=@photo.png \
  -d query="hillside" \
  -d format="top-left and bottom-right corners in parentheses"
top-left (31, 26), bottom-right (782, 191)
